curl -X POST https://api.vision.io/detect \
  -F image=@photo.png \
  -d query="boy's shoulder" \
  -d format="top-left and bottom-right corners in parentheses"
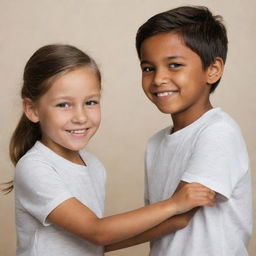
top-left (148, 108), bottom-right (243, 145)
top-left (198, 108), bottom-right (243, 137)
top-left (148, 126), bottom-right (170, 144)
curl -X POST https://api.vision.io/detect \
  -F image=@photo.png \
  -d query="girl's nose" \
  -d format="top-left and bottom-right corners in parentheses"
top-left (153, 68), bottom-right (169, 86)
top-left (71, 108), bottom-right (87, 123)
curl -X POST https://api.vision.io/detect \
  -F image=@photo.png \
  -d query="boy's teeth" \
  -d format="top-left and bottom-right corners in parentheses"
top-left (156, 92), bottom-right (173, 97)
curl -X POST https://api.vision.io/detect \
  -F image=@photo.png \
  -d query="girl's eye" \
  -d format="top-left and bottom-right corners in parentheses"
top-left (142, 66), bottom-right (154, 72)
top-left (169, 63), bottom-right (182, 68)
top-left (86, 101), bottom-right (98, 106)
top-left (56, 103), bottom-right (70, 108)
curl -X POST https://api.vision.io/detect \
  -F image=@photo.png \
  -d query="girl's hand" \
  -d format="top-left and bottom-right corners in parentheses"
top-left (170, 182), bottom-right (216, 215)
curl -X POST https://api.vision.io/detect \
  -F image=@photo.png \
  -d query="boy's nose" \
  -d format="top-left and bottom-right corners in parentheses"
top-left (153, 69), bottom-right (169, 86)
top-left (72, 108), bottom-right (87, 123)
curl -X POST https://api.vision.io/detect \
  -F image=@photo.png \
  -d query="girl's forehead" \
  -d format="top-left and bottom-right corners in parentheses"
top-left (41, 67), bottom-right (101, 100)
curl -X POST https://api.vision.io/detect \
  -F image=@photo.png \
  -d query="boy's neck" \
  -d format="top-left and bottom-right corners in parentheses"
top-left (171, 102), bottom-right (213, 133)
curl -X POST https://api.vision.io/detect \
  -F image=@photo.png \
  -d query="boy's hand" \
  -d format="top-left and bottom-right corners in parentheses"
top-left (170, 182), bottom-right (216, 215)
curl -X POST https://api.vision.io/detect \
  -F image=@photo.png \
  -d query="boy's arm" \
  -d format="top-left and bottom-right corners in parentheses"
top-left (105, 208), bottom-right (197, 252)
top-left (105, 181), bottom-right (199, 252)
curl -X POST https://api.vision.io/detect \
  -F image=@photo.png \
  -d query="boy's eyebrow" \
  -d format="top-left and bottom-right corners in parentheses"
top-left (166, 56), bottom-right (185, 60)
top-left (140, 56), bottom-right (185, 65)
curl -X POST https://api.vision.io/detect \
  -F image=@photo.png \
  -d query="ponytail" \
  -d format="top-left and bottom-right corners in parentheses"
top-left (10, 114), bottom-right (41, 165)
top-left (1, 114), bottom-right (41, 194)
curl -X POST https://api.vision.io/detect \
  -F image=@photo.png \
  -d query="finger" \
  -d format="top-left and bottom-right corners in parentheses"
top-left (187, 192), bottom-right (216, 205)
top-left (195, 192), bottom-right (216, 202)
top-left (187, 184), bottom-right (216, 197)
top-left (196, 190), bottom-right (216, 199)
top-left (195, 198), bottom-right (216, 207)
top-left (188, 182), bottom-right (215, 192)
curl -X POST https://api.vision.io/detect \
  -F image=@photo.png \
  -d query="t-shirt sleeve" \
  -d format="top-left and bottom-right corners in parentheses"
top-left (181, 123), bottom-right (248, 200)
top-left (15, 159), bottom-right (73, 226)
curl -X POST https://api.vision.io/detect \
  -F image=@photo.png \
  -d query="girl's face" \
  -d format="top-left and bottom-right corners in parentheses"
top-left (27, 67), bottom-right (101, 162)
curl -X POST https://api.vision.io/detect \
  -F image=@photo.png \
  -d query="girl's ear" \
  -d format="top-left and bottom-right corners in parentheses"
top-left (206, 57), bottom-right (224, 85)
top-left (23, 98), bottom-right (39, 123)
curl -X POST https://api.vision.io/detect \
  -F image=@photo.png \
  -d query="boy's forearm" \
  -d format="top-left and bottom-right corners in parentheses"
top-left (105, 209), bottom-right (196, 252)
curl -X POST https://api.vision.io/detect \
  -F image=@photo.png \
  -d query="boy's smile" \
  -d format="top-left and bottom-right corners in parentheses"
top-left (140, 32), bottom-right (214, 131)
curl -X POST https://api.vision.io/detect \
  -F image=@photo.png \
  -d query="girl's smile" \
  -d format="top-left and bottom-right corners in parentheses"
top-left (66, 128), bottom-right (89, 135)
top-left (25, 67), bottom-right (101, 163)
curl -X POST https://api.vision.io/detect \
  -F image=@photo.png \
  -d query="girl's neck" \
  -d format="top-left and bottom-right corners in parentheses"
top-left (40, 140), bottom-right (86, 166)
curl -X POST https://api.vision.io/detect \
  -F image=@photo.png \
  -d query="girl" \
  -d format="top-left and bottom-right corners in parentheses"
top-left (5, 44), bottom-right (215, 255)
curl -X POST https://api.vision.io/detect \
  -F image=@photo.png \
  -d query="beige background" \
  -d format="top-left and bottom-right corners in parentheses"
top-left (0, 0), bottom-right (255, 255)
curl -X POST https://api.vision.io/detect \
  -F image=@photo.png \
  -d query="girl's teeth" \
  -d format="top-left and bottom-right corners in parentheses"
top-left (69, 129), bottom-right (86, 134)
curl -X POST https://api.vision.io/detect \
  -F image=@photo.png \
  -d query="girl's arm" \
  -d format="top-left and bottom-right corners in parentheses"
top-left (47, 182), bottom-right (215, 245)
top-left (105, 209), bottom-right (197, 252)
top-left (105, 181), bottom-right (199, 252)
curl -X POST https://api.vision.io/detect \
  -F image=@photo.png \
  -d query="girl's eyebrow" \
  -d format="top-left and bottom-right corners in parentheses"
top-left (85, 93), bottom-right (101, 99)
top-left (51, 93), bottom-right (101, 101)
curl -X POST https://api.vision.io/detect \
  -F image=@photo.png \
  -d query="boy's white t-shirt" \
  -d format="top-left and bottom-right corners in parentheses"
top-left (145, 108), bottom-right (252, 256)
top-left (14, 141), bottom-right (106, 256)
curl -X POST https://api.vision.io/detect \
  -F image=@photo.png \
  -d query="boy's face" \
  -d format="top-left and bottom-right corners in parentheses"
top-left (140, 32), bottom-right (212, 120)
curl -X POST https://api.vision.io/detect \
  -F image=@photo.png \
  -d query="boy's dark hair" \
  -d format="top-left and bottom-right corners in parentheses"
top-left (136, 6), bottom-right (228, 93)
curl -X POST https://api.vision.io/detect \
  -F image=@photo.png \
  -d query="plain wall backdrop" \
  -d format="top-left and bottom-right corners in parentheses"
top-left (0, 0), bottom-right (255, 255)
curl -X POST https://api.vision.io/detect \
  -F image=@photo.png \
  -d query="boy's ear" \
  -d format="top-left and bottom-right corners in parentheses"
top-left (206, 57), bottom-right (224, 85)
top-left (23, 98), bottom-right (39, 123)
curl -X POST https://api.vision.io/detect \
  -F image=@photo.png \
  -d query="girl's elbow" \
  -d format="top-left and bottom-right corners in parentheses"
top-left (90, 234), bottom-right (112, 246)
top-left (79, 219), bottom-right (117, 246)
top-left (83, 231), bottom-right (113, 246)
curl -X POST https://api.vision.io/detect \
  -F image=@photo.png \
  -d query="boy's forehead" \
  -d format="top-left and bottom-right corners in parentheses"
top-left (140, 32), bottom-right (189, 60)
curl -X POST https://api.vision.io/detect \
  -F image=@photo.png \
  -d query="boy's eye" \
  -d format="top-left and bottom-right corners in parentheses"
top-left (142, 66), bottom-right (154, 72)
top-left (169, 63), bottom-right (182, 68)
top-left (86, 100), bottom-right (98, 106)
top-left (56, 103), bottom-right (70, 108)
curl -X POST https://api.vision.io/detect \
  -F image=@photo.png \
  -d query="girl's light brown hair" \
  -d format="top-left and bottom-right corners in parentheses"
top-left (2, 44), bottom-right (101, 194)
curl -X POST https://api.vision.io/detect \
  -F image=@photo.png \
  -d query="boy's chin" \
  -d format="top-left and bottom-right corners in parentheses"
top-left (155, 105), bottom-right (173, 115)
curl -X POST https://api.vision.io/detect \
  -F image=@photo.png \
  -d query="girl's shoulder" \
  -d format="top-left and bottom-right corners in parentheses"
top-left (16, 141), bottom-right (50, 168)
top-left (79, 150), bottom-right (106, 179)
top-left (79, 150), bottom-right (102, 164)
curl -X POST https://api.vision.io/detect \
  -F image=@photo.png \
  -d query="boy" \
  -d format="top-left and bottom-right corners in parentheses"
top-left (137, 5), bottom-right (252, 256)
top-left (106, 5), bottom-right (252, 256)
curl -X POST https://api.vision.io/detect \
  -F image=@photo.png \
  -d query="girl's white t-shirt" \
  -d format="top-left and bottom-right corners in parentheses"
top-left (14, 141), bottom-right (106, 256)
